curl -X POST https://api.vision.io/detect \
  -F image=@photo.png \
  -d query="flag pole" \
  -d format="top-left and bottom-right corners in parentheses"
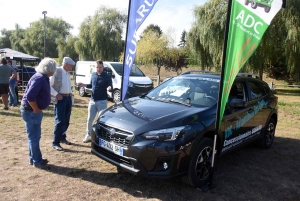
top-left (121, 0), bottom-right (132, 101)
top-left (204, 0), bottom-right (233, 191)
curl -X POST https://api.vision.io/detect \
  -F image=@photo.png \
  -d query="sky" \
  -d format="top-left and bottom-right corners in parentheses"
top-left (1, 0), bottom-right (208, 44)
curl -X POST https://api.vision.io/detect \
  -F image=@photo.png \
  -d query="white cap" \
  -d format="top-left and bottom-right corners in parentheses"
top-left (63, 57), bottom-right (75, 65)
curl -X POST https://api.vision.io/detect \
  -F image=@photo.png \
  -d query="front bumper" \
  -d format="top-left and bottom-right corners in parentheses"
top-left (91, 125), bottom-right (191, 179)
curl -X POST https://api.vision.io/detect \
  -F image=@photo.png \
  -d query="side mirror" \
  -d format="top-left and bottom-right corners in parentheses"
top-left (229, 98), bottom-right (246, 108)
top-left (111, 74), bottom-right (115, 79)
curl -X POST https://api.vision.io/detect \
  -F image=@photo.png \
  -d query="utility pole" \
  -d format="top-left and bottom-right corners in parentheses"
top-left (42, 11), bottom-right (47, 58)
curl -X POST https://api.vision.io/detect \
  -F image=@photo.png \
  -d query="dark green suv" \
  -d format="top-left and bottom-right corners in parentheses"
top-left (91, 72), bottom-right (278, 188)
top-left (245, 0), bottom-right (273, 13)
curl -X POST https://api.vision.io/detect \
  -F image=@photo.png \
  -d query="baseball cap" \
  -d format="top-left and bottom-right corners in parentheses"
top-left (63, 57), bottom-right (75, 65)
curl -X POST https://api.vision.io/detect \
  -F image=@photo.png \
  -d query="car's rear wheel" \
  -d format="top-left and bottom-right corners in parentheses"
top-left (258, 118), bottom-right (276, 149)
top-left (79, 87), bottom-right (87, 97)
top-left (245, 0), bottom-right (249, 5)
top-left (113, 89), bottom-right (121, 103)
top-left (182, 138), bottom-right (214, 188)
top-left (251, 1), bottom-right (258, 8)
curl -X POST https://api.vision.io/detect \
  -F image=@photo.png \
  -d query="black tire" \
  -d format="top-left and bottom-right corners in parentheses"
top-left (264, 6), bottom-right (271, 13)
top-left (113, 89), bottom-right (121, 103)
top-left (245, 0), bottom-right (249, 5)
top-left (251, 1), bottom-right (258, 9)
top-left (79, 87), bottom-right (87, 97)
top-left (182, 138), bottom-right (214, 188)
top-left (259, 118), bottom-right (276, 149)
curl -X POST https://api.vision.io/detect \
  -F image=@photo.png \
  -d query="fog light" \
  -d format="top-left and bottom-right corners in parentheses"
top-left (163, 162), bottom-right (168, 170)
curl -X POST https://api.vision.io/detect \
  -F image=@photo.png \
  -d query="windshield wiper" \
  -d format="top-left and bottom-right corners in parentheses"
top-left (154, 98), bottom-right (190, 106)
top-left (140, 93), bottom-right (152, 100)
top-left (169, 99), bottom-right (191, 106)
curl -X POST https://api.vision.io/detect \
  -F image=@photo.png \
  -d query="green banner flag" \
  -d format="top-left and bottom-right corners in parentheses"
top-left (218, 0), bottom-right (284, 128)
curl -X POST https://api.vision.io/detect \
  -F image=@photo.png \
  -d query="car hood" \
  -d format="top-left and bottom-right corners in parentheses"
top-left (98, 97), bottom-right (208, 133)
top-left (129, 76), bottom-right (152, 84)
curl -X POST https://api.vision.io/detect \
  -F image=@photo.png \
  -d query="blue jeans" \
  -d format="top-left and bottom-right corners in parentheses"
top-left (86, 99), bottom-right (107, 135)
top-left (53, 96), bottom-right (72, 145)
top-left (20, 106), bottom-right (44, 165)
top-left (9, 84), bottom-right (17, 106)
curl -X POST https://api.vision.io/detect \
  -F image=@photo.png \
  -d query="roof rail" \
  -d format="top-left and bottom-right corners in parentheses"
top-left (237, 72), bottom-right (261, 79)
top-left (181, 70), bottom-right (218, 75)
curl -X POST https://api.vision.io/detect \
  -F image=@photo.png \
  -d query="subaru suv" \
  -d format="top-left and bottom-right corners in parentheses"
top-left (91, 72), bottom-right (278, 187)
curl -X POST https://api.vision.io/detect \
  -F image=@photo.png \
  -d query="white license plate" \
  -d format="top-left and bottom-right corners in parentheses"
top-left (99, 138), bottom-right (123, 156)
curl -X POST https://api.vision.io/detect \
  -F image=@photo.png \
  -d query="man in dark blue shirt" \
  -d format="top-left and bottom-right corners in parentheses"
top-left (78, 60), bottom-right (113, 143)
top-left (20, 58), bottom-right (57, 170)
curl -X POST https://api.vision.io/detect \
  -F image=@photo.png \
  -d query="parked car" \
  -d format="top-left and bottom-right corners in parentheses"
top-left (75, 61), bottom-right (153, 102)
top-left (90, 71), bottom-right (278, 187)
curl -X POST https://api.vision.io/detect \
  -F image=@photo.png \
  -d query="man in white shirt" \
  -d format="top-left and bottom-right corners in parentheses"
top-left (50, 57), bottom-right (75, 151)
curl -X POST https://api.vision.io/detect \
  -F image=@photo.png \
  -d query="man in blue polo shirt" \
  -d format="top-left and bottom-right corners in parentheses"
top-left (78, 60), bottom-right (113, 143)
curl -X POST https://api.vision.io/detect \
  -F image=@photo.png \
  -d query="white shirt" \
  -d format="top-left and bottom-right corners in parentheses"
top-left (50, 67), bottom-right (72, 96)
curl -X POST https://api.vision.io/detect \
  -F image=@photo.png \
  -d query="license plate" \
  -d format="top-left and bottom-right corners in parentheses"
top-left (99, 138), bottom-right (123, 156)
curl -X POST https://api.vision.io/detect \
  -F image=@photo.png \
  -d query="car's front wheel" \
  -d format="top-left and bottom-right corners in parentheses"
top-left (182, 137), bottom-right (214, 188)
top-left (245, 0), bottom-right (249, 5)
top-left (258, 118), bottom-right (276, 149)
top-left (79, 87), bottom-right (87, 97)
top-left (113, 89), bottom-right (121, 103)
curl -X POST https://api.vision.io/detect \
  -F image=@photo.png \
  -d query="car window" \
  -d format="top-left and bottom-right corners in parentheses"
top-left (248, 80), bottom-right (264, 100)
top-left (228, 82), bottom-right (246, 102)
top-left (147, 76), bottom-right (220, 107)
top-left (108, 63), bottom-right (145, 76)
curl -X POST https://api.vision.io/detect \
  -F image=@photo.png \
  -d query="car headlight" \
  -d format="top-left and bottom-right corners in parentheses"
top-left (128, 81), bottom-right (134, 87)
top-left (141, 126), bottom-right (191, 141)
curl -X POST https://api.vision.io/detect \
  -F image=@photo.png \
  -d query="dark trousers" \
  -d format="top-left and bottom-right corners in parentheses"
top-left (53, 96), bottom-right (72, 145)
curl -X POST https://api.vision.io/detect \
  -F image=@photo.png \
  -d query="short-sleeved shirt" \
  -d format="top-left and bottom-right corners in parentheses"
top-left (22, 73), bottom-right (51, 110)
top-left (0, 64), bottom-right (14, 84)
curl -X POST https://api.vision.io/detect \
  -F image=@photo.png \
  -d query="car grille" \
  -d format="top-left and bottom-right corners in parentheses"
top-left (96, 123), bottom-right (133, 147)
top-left (133, 84), bottom-right (153, 93)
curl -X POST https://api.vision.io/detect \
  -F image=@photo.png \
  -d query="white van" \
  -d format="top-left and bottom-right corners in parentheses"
top-left (75, 61), bottom-right (153, 102)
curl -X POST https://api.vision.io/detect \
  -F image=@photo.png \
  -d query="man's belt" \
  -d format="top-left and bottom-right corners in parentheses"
top-left (21, 102), bottom-right (33, 111)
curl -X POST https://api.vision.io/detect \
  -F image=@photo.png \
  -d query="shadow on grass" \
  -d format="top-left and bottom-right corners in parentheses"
top-left (44, 136), bottom-right (300, 200)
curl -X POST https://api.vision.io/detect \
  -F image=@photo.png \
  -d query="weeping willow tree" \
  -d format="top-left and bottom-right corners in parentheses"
top-left (187, 0), bottom-right (228, 71)
top-left (75, 6), bottom-right (126, 61)
top-left (188, 0), bottom-right (300, 82)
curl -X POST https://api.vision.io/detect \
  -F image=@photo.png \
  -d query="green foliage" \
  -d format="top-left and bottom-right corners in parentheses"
top-left (21, 17), bottom-right (73, 58)
top-left (140, 24), bottom-right (163, 39)
top-left (0, 29), bottom-right (12, 48)
top-left (187, 0), bottom-right (300, 82)
top-left (75, 6), bottom-right (126, 61)
top-left (57, 35), bottom-right (79, 63)
top-left (178, 30), bottom-right (187, 47)
top-left (9, 24), bottom-right (26, 53)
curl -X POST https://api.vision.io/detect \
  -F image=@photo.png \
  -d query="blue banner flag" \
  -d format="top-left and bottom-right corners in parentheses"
top-left (121, 0), bottom-right (158, 101)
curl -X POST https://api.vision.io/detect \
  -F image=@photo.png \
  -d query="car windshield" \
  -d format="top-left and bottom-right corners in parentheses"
top-left (147, 76), bottom-right (220, 107)
top-left (109, 63), bottom-right (145, 76)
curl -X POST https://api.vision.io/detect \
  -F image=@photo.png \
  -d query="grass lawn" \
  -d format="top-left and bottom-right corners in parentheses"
top-left (0, 76), bottom-right (299, 200)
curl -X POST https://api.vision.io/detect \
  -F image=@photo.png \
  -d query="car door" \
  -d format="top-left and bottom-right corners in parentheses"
top-left (247, 80), bottom-right (271, 137)
top-left (221, 80), bottom-right (255, 154)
